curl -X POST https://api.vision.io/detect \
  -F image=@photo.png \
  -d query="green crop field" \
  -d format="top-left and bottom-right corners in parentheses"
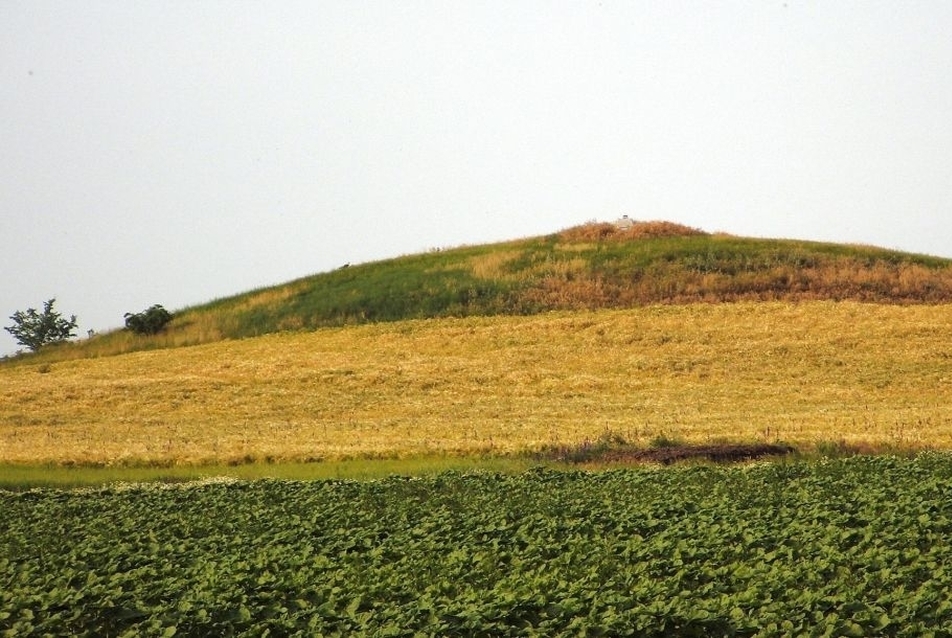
top-left (4, 456), bottom-right (952, 636)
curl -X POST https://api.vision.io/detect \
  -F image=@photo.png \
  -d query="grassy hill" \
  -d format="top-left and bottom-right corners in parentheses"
top-left (15, 220), bottom-right (952, 362)
top-left (3, 221), bottom-right (952, 470)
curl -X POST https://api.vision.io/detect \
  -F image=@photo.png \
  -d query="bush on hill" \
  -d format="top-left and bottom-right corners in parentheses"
top-left (124, 305), bottom-right (174, 335)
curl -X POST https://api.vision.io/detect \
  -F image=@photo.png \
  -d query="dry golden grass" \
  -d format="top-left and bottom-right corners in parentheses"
top-left (3, 302), bottom-right (952, 466)
top-left (465, 250), bottom-right (525, 280)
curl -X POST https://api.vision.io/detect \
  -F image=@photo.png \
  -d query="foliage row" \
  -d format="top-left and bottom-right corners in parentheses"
top-left (4, 456), bottom-right (952, 636)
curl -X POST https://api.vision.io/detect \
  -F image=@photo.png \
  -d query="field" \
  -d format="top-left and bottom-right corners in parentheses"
top-left (4, 230), bottom-right (952, 635)
top-left (2, 302), bottom-right (952, 467)
top-left (4, 456), bottom-right (952, 636)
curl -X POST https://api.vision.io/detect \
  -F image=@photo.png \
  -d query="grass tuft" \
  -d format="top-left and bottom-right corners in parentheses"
top-left (649, 433), bottom-right (685, 449)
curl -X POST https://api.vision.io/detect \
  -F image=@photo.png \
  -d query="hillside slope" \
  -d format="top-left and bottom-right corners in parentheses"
top-left (3, 303), bottom-right (952, 465)
top-left (16, 220), bottom-right (952, 361)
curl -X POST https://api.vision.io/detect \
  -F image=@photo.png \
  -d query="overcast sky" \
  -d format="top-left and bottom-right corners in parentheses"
top-left (3, 2), bottom-right (952, 354)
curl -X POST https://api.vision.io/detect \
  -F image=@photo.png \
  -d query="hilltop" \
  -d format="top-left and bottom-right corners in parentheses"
top-left (13, 220), bottom-right (952, 361)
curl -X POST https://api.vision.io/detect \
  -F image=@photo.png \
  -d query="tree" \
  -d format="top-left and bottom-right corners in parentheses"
top-left (124, 304), bottom-right (173, 335)
top-left (5, 298), bottom-right (78, 352)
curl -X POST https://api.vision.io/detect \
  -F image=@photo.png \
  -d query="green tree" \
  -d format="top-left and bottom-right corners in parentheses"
top-left (124, 304), bottom-right (173, 335)
top-left (5, 298), bottom-right (78, 352)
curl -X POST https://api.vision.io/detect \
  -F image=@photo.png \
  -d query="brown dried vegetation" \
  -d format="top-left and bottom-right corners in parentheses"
top-left (558, 220), bottom-right (709, 242)
top-left (522, 222), bottom-right (952, 310)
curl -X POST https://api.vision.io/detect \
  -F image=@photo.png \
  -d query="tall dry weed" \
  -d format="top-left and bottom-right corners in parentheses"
top-left (558, 220), bottom-right (708, 243)
top-left (627, 220), bottom-right (709, 239)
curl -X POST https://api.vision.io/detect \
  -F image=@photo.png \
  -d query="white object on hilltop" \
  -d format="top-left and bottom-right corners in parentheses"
top-left (613, 215), bottom-right (636, 230)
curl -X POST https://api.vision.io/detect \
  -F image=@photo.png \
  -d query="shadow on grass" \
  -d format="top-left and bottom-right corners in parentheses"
top-left (531, 437), bottom-right (797, 466)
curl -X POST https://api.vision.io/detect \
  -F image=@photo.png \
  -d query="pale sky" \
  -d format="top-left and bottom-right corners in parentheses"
top-left (3, 2), bottom-right (952, 355)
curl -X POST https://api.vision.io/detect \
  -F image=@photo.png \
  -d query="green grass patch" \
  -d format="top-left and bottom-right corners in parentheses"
top-left (0, 456), bottom-right (539, 491)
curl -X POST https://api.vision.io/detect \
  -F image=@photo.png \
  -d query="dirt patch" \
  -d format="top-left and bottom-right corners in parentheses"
top-left (533, 440), bottom-right (797, 466)
top-left (600, 443), bottom-right (796, 465)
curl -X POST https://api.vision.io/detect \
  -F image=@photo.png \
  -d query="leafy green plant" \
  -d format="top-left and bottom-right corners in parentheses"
top-left (4, 298), bottom-right (77, 352)
top-left (124, 304), bottom-right (173, 335)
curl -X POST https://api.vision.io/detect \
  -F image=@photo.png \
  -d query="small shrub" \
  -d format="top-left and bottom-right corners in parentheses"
top-left (125, 305), bottom-right (173, 336)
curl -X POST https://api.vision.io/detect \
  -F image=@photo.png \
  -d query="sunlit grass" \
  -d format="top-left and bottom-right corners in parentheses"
top-left (3, 302), bottom-right (951, 468)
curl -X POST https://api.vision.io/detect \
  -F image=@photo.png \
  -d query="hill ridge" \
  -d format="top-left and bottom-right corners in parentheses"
top-left (14, 220), bottom-right (952, 362)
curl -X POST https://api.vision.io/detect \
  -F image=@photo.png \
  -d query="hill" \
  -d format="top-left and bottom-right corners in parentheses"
top-left (4, 220), bottom-right (952, 467)
top-left (10, 220), bottom-right (952, 362)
